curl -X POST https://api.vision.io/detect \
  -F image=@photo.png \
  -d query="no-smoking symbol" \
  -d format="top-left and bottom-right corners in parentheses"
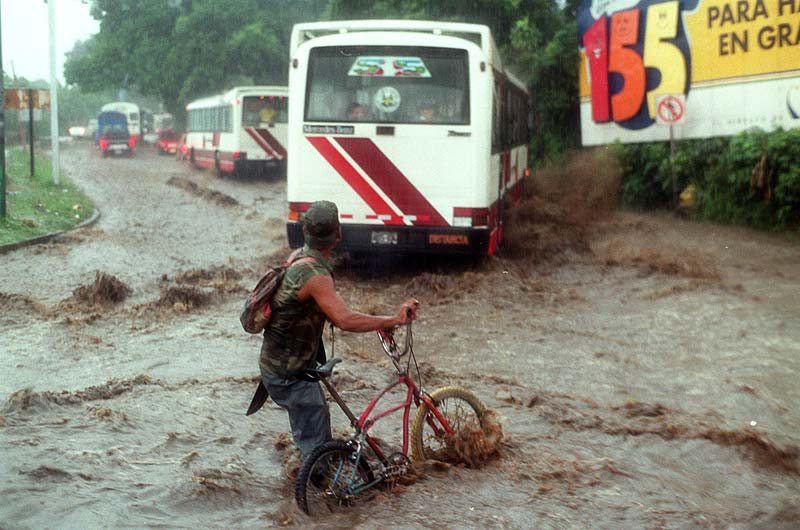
top-left (656, 95), bottom-right (685, 125)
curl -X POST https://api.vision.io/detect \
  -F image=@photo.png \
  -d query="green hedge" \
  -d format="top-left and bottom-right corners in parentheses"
top-left (614, 128), bottom-right (800, 230)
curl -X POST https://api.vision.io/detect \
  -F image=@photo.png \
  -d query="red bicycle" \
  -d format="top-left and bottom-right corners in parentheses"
top-left (294, 320), bottom-right (487, 515)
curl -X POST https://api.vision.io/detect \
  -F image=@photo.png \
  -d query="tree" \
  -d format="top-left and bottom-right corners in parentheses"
top-left (65, 0), bottom-right (184, 117)
top-left (65, 0), bottom-right (327, 125)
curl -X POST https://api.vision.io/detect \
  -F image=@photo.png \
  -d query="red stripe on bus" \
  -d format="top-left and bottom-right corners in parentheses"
top-left (334, 137), bottom-right (448, 227)
top-left (244, 128), bottom-right (277, 159)
top-left (254, 128), bottom-right (287, 159)
top-left (306, 136), bottom-right (400, 225)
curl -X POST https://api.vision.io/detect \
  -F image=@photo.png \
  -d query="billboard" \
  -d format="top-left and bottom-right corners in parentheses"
top-left (578, 0), bottom-right (800, 145)
top-left (4, 89), bottom-right (51, 110)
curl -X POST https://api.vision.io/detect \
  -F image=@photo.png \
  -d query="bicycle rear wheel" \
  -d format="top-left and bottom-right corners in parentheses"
top-left (295, 440), bottom-right (374, 515)
top-left (410, 386), bottom-right (486, 463)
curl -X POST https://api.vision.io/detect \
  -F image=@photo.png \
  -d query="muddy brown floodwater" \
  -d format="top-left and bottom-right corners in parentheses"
top-left (2, 142), bottom-right (799, 529)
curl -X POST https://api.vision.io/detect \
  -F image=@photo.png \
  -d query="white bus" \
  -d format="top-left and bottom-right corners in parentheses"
top-left (101, 102), bottom-right (142, 146)
top-left (287, 20), bottom-right (530, 256)
top-left (185, 86), bottom-right (288, 178)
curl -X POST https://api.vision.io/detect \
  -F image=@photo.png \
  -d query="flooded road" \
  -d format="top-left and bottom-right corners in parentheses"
top-left (2, 142), bottom-right (799, 529)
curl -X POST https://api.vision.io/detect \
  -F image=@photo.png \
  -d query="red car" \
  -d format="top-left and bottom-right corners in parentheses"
top-left (155, 129), bottom-right (179, 155)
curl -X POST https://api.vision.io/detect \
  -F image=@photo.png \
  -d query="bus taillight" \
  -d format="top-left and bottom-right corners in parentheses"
top-left (99, 139), bottom-right (109, 150)
top-left (128, 138), bottom-right (136, 149)
top-left (288, 202), bottom-right (312, 222)
top-left (453, 207), bottom-right (489, 228)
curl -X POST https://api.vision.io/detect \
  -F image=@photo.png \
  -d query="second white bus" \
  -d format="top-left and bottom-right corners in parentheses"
top-left (185, 86), bottom-right (288, 178)
top-left (286, 20), bottom-right (530, 256)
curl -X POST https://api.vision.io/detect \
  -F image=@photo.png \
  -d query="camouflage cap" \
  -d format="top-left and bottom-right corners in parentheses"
top-left (303, 200), bottom-right (340, 249)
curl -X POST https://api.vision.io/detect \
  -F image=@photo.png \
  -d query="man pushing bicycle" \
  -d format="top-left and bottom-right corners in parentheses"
top-left (258, 200), bottom-right (418, 457)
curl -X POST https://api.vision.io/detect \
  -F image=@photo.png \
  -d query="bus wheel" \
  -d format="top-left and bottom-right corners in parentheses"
top-left (214, 152), bottom-right (222, 178)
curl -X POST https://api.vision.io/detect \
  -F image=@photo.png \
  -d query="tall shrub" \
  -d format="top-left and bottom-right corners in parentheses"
top-left (614, 128), bottom-right (800, 230)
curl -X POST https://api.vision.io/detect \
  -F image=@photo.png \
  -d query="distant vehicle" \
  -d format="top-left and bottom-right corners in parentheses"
top-left (286, 20), bottom-right (530, 256)
top-left (101, 102), bottom-right (142, 146)
top-left (155, 128), bottom-right (179, 155)
top-left (96, 111), bottom-right (134, 157)
top-left (68, 125), bottom-right (87, 138)
top-left (153, 113), bottom-right (174, 133)
top-left (185, 86), bottom-right (288, 178)
top-left (141, 108), bottom-right (156, 143)
top-left (87, 118), bottom-right (99, 138)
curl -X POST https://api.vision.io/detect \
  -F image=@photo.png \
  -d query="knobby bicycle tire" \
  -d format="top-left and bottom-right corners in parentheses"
top-left (410, 386), bottom-right (486, 463)
top-left (295, 440), bottom-right (374, 515)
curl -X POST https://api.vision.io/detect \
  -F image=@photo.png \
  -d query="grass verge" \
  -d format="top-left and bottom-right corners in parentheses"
top-left (0, 148), bottom-right (95, 246)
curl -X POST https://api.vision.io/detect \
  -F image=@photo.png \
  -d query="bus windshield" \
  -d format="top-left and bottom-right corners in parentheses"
top-left (243, 96), bottom-right (288, 126)
top-left (305, 46), bottom-right (469, 125)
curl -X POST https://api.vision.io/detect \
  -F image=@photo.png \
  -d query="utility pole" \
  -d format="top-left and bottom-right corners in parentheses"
top-left (47, 0), bottom-right (60, 185)
top-left (28, 88), bottom-right (35, 178)
top-left (1, 2), bottom-right (6, 219)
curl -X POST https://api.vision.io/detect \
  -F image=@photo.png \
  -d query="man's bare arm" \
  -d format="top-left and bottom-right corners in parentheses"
top-left (298, 274), bottom-right (415, 332)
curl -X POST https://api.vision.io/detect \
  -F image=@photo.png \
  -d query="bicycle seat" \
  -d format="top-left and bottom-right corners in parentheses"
top-left (308, 357), bottom-right (342, 379)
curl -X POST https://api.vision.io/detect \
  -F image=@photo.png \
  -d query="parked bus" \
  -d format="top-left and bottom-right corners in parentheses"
top-left (185, 86), bottom-right (288, 178)
top-left (101, 102), bottom-right (142, 146)
top-left (286, 20), bottom-right (530, 256)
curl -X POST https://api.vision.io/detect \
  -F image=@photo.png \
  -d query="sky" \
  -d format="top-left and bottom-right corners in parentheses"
top-left (2, 0), bottom-right (99, 83)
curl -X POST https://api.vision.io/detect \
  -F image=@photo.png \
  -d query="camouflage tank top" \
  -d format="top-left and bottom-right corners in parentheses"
top-left (259, 246), bottom-right (333, 378)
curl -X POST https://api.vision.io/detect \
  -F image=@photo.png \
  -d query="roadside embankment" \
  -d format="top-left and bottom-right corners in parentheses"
top-left (1, 146), bottom-right (97, 251)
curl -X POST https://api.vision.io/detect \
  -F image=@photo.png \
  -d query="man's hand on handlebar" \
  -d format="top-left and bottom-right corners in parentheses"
top-left (394, 298), bottom-right (420, 326)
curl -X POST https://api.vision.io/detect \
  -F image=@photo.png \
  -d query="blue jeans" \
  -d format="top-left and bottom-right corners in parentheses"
top-left (260, 368), bottom-right (332, 457)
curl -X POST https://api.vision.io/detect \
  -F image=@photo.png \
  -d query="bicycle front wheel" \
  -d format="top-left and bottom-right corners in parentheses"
top-left (410, 386), bottom-right (486, 463)
top-left (295, 440), bottom-right (374, 515)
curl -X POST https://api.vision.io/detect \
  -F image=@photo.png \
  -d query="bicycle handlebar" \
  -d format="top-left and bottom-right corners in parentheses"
top-left (377, 321), bottom-right (413, 360)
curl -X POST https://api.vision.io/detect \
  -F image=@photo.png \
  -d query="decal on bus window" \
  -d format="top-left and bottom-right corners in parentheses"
top-left (348, 57), bottom-right (432, 78)
top-left (373, 87), bottom-right (402, 114)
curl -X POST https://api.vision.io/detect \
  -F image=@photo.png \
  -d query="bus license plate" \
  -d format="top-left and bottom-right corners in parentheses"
top-left (371, 231), bottom-right (398, 245)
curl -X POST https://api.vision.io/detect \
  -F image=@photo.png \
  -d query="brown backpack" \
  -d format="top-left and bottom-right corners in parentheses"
top-left (239, 253), bottom-right (317, 334)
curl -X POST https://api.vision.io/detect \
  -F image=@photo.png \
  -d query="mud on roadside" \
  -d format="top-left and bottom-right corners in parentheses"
top-left (40, 265), bottom-right (252, 325)
top-left (167, 176), bottom-right (240, 207)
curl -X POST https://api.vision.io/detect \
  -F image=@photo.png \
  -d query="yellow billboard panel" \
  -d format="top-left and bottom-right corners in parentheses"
top-left (686, 0), bottom-right (800, 84)
top-left (577, 0), bottom-right (800, 145)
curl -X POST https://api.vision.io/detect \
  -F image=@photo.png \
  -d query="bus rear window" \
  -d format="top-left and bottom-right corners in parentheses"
top-left (306, 46), bottom-right (469, 125)
top-left (243, 96), bottom-right (288, 126)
